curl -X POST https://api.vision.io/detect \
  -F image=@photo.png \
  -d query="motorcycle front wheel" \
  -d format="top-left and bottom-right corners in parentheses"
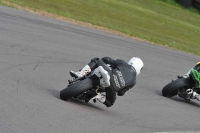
top-left (162, 78), bottom-right (191, 97)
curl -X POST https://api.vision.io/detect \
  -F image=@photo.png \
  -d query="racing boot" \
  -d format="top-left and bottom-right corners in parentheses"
top-left (190, 91), bottom-right (200, 101)
top-left (70, 65), bottom-right (91, 78)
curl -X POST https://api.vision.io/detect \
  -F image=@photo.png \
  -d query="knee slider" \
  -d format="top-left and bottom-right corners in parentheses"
top-left (118, 90), bottom-right (125, 96)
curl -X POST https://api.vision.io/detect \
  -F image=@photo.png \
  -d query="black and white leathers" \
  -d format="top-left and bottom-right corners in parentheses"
top-left (89, 57), bottom-right (137, 107)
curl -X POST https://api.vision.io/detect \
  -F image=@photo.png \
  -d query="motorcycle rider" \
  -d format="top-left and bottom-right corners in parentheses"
top-left (178, 62), bottom-right (200, 101)
top-left (70, 57), bottom-right (144, 107)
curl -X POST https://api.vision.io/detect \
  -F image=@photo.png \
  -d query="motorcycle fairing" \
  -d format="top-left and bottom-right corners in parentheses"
top-left (191, 69), bottom-right (200, 88)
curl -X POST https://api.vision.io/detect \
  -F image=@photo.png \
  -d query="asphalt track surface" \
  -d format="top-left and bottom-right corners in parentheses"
top-left (0, 5), bottom-right (200, 133)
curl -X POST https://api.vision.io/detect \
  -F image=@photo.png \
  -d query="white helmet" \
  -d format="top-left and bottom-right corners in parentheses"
top-left (128, 57), bottom-right (144, 75)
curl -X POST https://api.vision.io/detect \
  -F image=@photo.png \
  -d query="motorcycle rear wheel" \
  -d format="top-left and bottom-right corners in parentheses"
top-left (60, 78), bottom-right (93, 101)
top-left (162, 78), bottom-right (191, 97)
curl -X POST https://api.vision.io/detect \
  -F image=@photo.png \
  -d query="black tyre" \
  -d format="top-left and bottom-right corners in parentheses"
top-left (162, 78), bottom-right (191, 97)
top-left (60, 78), bottom-right (93, 100)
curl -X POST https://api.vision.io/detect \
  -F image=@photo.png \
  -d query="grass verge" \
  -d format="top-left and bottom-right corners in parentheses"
top-left (1, 0), bottom-right (200, 56)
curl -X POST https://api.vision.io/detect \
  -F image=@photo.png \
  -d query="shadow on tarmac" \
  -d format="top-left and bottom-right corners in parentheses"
top-left (155, 89), bottom-right (200, 108)
top-left (171, 96), bottom-right (200, 108)
top-left (68, 99), bottom-right (104, 111)
top-left (45, 88), bottom-right (104, 110)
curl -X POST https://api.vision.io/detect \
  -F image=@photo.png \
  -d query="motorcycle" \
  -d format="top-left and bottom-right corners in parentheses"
top-left (60, 66), bottom-right (109, 103)
top-left (162, 69), bottom-right (200, 100)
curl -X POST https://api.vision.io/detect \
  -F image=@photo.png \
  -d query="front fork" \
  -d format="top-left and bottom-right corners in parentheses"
top-left (190, 69), bottom-right (200, 88)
